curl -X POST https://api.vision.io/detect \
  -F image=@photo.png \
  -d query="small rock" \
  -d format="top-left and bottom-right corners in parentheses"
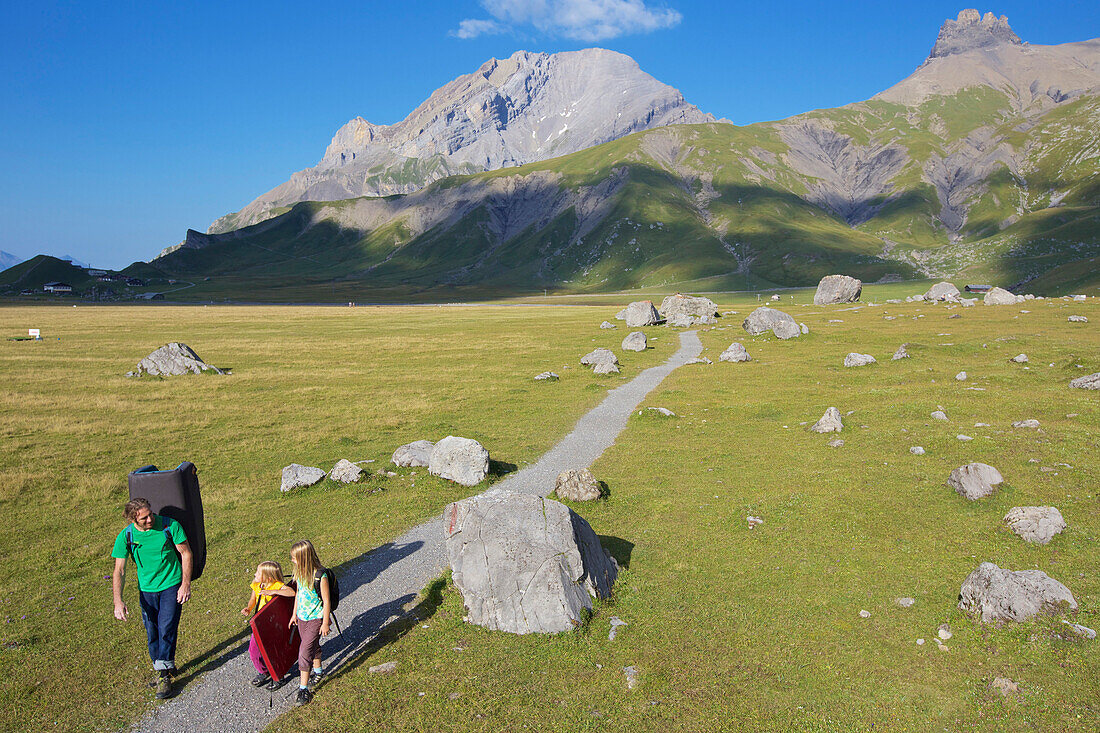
top-left (428, 436), bottom-right (489, 486)
top-left (1010, 354), bottom-right (1028, 363)
top-left (448, 692), bottom-right (462, 700)
top-left (608, 617), bottom-right (628, 641)
top-left (534, 371), bottom-right (560, 381)
top-left (892, 343), bottom-right (910, 360)
top-left (1068, 315), bottom-right (1087, 323)
top-left (948, 463), bottom-right (1003, 500)
top-left (957, 434), bottom-right (973, 441)
top-left (581, 348), bottom-right (618, 368)
top-left (897, 597), bottom-right (916, 608)
top-left (369, 661), bottom-right (398, 674)
top-left (329, 459), bottom-right (364, 484)
top-left (916, 638), bottom-right (925, 645)
top-left (859, 609), bottom-right (871, 618)
top-left (746, 515), bottom-right (764, 528)
top-left (1012, 419), bottom-right (1040, 429)
top-left (646, 407), bottom-right (675, 417)
top-left (800, 322), bottom-right (809, 334)
top-left (280, 464), bottom-right (326, 492)
top-left (772, 320), bottom-right (801, 340)
top-left (810, 407), bottom-right (843, 434)
top-left (827, 438), bottom-right (844, 448)
top-left (593, 360), bottom-right (620, 375)
top-left (393, 440), bottom-right (435, 467)
top-left (931, 410), bottom-right (948, 421)
top-left (1068, 372), bottom-right (1100, 390)
top-left (1003, 506), bottom-right (1066, 544)
top-left (937, 624), bottom-right (952, 640)
top-left (948, 313), bottom-right (961, 319)
top-left (1061, 620), bottom-right (1096, 639)
top-left (974, 422), bottom-right (989, 427)
top-left (718, 342), bottom-right (751, 362)
top-left (600, 321), bottom-right (616, 329)
top-left (1071, 294), bottom-right (1086, 302)
top-left (621, 331), bottom-right (647, 352)
top-left (955, 371), bottom-right (967, 381)
top-left (685, 356), bottom-right (712, 365)
top-left (623, 666), bottom-right (639, 690)
top-left (910, 446), bottom-right (925, 455)
top-left (844, 353), bottom-right (876, 367)
top-left (990, 677), bottom-right (1019, 696)
top-left (554, 468), bottom-right (602, 502)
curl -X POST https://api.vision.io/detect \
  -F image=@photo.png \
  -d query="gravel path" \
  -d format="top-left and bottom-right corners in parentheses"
top-left (129, 330), bottom-right (702, 733)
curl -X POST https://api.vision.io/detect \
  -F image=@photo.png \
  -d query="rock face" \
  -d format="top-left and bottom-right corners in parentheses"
top-left (811, 407), bottom-right (844, 433)
top-left (984, 286), bottom-right (1021, 305)
top-left (128, 343), bottom-right (224, 377)
top-left (928, 9), bottom-right (1022, 60)
top-left (428, 436), bottom-right (489, 486)
top-left (948, 462), bottom-right (1004, 500)
top-left (719, 342), bottom-right (751, 362)
top-left (844, 353), bottom-right (877, 367)
top-left (329, 459), bottom-right (363, 483)
top-left (621, 331), bottom-right (647, 352)
top-left (813, 275), bottom-right (863, 305)
top-left (554, 468), bottom-right (602, 501)
top-left (280, 464), bottom-right (326, 492)
top-left (444, 490), bottom-right (618, 634)
top-left (659, 293), bottom-right (718, 320)
top-left (392, 439), bottom-right (435, 467)
top-left (958, 561), bottom-right (1077, 623)
top-left (202, 49), bottom-right (715, 235)
top-left (1004, 506), bottom-right (1066, 545)
top-left (623, 301), bottom-right (661, 327)
top-left (1069, 372), bottom-right (1100, 390)
top-left (742, 307), bottom-right (796, 336)
top-left (923, 282), bottom-right (960, 301)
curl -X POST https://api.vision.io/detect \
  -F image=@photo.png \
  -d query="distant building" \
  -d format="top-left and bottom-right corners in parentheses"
top-left (125, 278), bottom-right (146, 287)
top-left (43, 282), bottom-right (73, 293)
top-left (87, 269), bottom-right (107, 277)
top-left (965, 284), bottom-right (992, 293)
top-left (138, 292), bottom-right (164, 300)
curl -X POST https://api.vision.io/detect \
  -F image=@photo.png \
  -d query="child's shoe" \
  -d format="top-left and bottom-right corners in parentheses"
top-left (250, 672), bottom-right (271, 687)
top-left (154, 673), bottom-right (173, 699)
top-left (309, 667), bottom-right (324, 684)
top-left (295, 686), bottom-right (313, 706)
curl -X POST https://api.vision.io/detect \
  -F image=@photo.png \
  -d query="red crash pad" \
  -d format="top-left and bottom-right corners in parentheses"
top-left (250, 594), bottom-right (300, 682)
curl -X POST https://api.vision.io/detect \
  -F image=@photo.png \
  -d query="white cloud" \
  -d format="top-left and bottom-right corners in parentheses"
top-left (453, 0), bottom-right (682, 42)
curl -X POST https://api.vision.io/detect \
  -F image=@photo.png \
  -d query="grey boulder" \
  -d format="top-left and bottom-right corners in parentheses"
top-left (813, 275), bottom-right (862, 305)
top-left (128, 342), bottom-right (224, 377)
top-left (329, 459), bottom-right (363, 484)
top-left (665, 313), bottom-right (695, 328)
top-left (718, 342), bottom-right (751, 362)
top-left (444, 490), bottom-right (618, 634)
top-left (659, 293), bottom-right (718, 320)
top-left (581, 348), bottom-right (618, 367)
top-left (621, 332), bottom-right (647, 352)
top-left (771, 320), bottom-right (801, 340)
top-left (280, 464), bottom-right (326, 492)
top-left (923, 281), bottom-right (960, 301)
top-left (599, 320), bottom-right (616, 329)
top-left (844, 353), bottom-right (876, 367)
top-left (1010, 353), bottom-right (1028, 363)
top-left (392, 439), bottom-right (435, 467)
top-left (1069, 372), bottom-right (1100, 390)
top-left (623, 300), bottom-right (660, 327)
top-left (742, 306), bottom-right (796, 336)
top-left (1003, 506), bottom-right (1066, 545)
top-left (428, 436), bottom-right (489, 486)
top-left (592, 360), bottom-right (620, 375)
top-left (811, 407), bottom-right (843, 433)
top-left (984, 287), bottom-right (1022, 305)
top-left (554, 468), bottom-right (602, 501)
top-left (958, 561), bottom-right (1077, 623)
top-left (948, 462), bottom-right (1004, 500)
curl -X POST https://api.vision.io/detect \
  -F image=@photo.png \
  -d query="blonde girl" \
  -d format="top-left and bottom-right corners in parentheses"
top-left (288, 540), bottom-right (332, 706)
top-left (241, 561), bottom-right (294, 689)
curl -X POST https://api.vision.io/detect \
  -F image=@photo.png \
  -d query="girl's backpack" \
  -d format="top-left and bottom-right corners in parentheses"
top-left (313, 567), bottom-right (340, 612)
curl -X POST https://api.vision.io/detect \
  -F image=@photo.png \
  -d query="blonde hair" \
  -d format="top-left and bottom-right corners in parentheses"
top-left (290, 540), bottom-right (321, 586)
top-left (257, 561), bottom-right (283, 585)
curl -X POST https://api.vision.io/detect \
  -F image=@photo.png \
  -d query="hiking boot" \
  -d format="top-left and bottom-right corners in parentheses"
top-left (154, 674), bottom-right (173, 699)
top-left (295, 687), bottom-right (313, 706)
top-left (250, 672), bottom-right (271, 688)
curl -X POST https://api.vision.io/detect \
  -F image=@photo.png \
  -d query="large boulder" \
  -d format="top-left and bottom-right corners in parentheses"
top-left (1003, 506), bottom-right (1066, 545)
top-left (621, 332), bottom-right (647, 352)
top-left (811, 407), bottom-right (843, 433)
top-left (444, 490), bottom-right (618, 634)
top-left (581, 348), bottom-right (618, 367)
top-left (958, 562), bottom-right (1077, 623)
top-left (813, 275), bottom-right (862, 305)
top-left (984, 286), bottom-right (1022, 305)
top-left (772, 320), bottom-right (801, 340)
top-left (428, 436), bottom-right (489, 486)
top-left (1069, 372), bottom-right (1100, 390)
top-left (719, 342), bottom-right (751, 362)
top-left (392, 440), bottom-right (435, 467)
top-left (554, 468), bottom-right (602, 501)
top-left (659, 294), bottom-right (718, 321)
top-left (280, 464), bottom-right (326, 492)
top-left (592, 360), bottom-right (620, 375)
top-left (328, 459), bottom-right (363, 484)
top-left (948, 463), bottom-right (1003, 500)
top-left (742, 307), bottom-right (796, 336)
top-left (923, 282), bottom-right (960, 301)
top-left (844, 353), bottom-right (876, 367)
top-left (128, 342), bottom-right (224, 377)
top-left (623, 301), bottom-right (660, 327)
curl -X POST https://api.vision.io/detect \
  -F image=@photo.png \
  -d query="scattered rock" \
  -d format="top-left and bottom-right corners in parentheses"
top-left (554, 468), bottom-right (602, 502)
top-left (984, 287), bottom-right (1022, 305)
top-left (623, 301), bottom-right (660, 327)
top-left (915, 638), bottom-right (925, 645)
top-left (369, 661), bottom-right (398, 674)
top-left (813, 275), bottom-right (863, 305)
top-left (1071, 294), bottom-right (1086, 301)
top-left (1012, 419), bottom-right (1040, 429)
top-left (770, 294), bottom-right (781, 301)
top-left (665, 313), bottom-right (695, 328)
top-left (685, 356), bottom-right (712, 365)
top-left (1068, 315), bottom-right (1087, 323)
top-left (1003, 506), bottom-right (1066, 545)
top-left (931, 411), bottom-right (949, 421)
top-left (1010, 353), bottom-right (1028, 363)
top-left (659, 293), bottom-right (718, 321)
top-left (948, 463), bottom-right (1003, 500)
top-left (990, 677), bottom-right (1019, 696)
top-left (534, 371), bottom-right (560, 381)
top-left (910, 446), bottom-right (926, 455)
top-left (923, 281), bottom-right (960, 301)
top-left (718, 342), bottom-right (751, 362)
top-left (897, 597), bottom-right (916, 608)
top-left (948, 313), bottom-right (961, 319)
top-left (746, 515), bottom-right (764, 528)
top-left (859, 609), bottom-right (871, 618)
top-left (280, 464), bottom-right (326, 492)
top-left (393, 440), bottom-right (435, 467)
top-left (937, 624), bottom-right (952, 640)
top-left (599, 321), bottom-right (616, 329)
top-left (772, 320), bottom-right (802, 339)
top-left (428, 436), bottom-right (489, 486)
top-left (127, 342), bottom-right (225, 377)
top-left (593, 360), bottom-right (621, 375)
top-left (961, 298), bottom-right (977, 307)
top-left (827, 438), bottom-right (845, 448)
top-left (800, 322), bottom-right (809, 334)
top-left (581, 348), bottom-right (618, 367)
top-left (444, 490), bottom-right (618, 634)
top-left (623, 666), bottom-right (639, 689)
top-left (958, 561), bottom-right (1077, 622)
top-left (811, 407), bottom-right (844, 433)
top-left (328, 459), bottom-right (363, 484)
top-left (1068, 372), bottom-right (1100, 390)
top-left (892, 343), bottom-right (910, 359)
top-left (742, 306), bottom-right (796, 336)
top-left (1062, 620), bottom-right (1096, 639)
top-left (844, 353), bottom-right (876, 367)
top-left (956, 434), bottom-right (973, 441)
top-left (608, 617), bottom-right (628, 641)
top-left (646, 407), bottom-right (675, 417)
top-left (621, 332), bottom-right (647, 352)
top-left (615, 308), bottom-right (627, 321)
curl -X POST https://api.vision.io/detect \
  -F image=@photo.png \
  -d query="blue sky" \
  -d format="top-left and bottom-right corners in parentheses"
top-left (0, 1), bottom-right (1096, 269)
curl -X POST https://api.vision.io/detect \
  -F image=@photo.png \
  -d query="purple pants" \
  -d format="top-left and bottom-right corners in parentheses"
top-left (297, 617), bottom-right (323, 672)
top-left (248, 633), bottom-right (265, 674)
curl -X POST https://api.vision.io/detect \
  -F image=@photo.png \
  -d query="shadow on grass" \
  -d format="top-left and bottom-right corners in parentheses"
top-left (598, 535), bottom-right (634, 569)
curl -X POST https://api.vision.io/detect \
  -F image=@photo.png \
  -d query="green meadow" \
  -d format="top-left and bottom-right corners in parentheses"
top-left (0, 289), bottom-right (1097, 731)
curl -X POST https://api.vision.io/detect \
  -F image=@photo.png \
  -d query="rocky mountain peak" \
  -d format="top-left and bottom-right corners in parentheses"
top-left (927, 9), bottom-right (1022, 61)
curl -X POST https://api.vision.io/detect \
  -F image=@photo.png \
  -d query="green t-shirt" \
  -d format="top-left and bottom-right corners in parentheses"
top-left (111, 515), bottom-right (188, 593)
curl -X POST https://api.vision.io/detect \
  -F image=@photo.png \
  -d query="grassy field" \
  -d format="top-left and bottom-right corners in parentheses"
top-left (1, 289), bottom-right (1097, 731)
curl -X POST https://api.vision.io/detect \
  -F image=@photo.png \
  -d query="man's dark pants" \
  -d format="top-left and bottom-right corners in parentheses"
top-left (139, 585), bottom-right (182, 672)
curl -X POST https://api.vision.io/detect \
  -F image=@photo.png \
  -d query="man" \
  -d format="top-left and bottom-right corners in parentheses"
top-left (111, 497), bottom-right (193, 699)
